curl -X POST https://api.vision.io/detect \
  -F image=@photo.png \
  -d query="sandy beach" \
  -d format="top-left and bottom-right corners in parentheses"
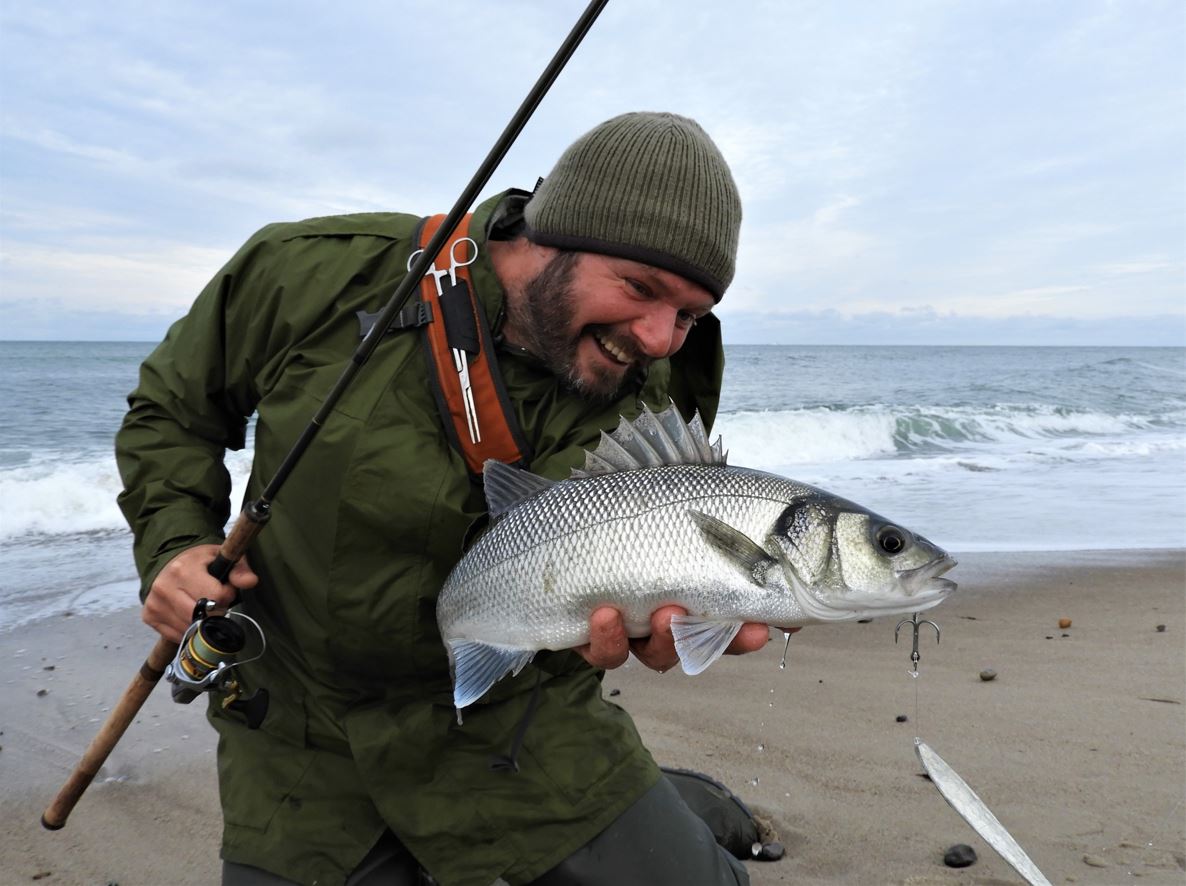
top-left (2, 549), bottom-right (1183, 885)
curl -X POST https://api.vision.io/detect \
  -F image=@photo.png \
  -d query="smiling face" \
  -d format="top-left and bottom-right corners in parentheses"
top-left (498, 246), bottom-right (717, 404)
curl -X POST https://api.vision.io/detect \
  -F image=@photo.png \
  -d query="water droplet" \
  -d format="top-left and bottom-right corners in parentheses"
top-left (779, 631), bottom-right (792, 669)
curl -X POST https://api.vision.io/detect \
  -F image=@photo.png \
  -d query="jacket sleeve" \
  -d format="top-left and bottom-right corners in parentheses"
top-left (115, 225), bottom-right (287, 600)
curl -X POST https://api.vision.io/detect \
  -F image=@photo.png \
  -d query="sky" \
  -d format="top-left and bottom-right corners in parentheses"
top-left (1, 0), bottom-right (1183, 345)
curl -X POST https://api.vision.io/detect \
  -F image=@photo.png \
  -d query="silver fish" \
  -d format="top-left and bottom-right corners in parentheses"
top-left (437, 405), bottom-right (957, 712)
top-left (916, 739), bottom-right (1053, 886)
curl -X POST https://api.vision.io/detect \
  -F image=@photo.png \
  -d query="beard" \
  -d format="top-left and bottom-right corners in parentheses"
top-left (511, 252), bottom-right (646, 406)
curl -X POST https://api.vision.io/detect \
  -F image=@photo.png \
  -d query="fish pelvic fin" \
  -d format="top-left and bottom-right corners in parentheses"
top-left (570, 402), bottom-right (725, 478)
top-left (482, 460), bottom-right (555, 518)
top-left (689, 510), bottom-right (777, 584)
top-left (447, 639), bottom-right (536, 714)
top-left (670, 615), bottom-right (744, 675)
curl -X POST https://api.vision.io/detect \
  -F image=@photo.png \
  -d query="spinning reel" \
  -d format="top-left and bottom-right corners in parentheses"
top-left (165, 599), bottom-right (269, 728)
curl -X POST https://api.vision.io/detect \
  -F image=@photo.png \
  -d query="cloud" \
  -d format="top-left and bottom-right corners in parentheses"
top-left (1, 239), bottom-right (228, 313)
top-left (1, 1), bottom-right (1182, 346)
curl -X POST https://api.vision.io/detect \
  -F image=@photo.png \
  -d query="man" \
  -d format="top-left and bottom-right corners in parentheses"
top-left (117, 111), bottom-right (767, 885)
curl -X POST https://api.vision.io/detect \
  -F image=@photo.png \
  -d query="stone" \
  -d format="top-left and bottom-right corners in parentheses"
top-left (36, 688), bottom-right (48, 697)
top-left (1082, 854), bottom-right (1109, 868)
top-left (943, 843), bottom-right (977, 868)
top-left (608, 688), bottom-right (621, 697)
top-left (1058, 618), bottom-right (1072, 629)
top-left (754, 841), bottom-right (784, 861)
top-left (979, 668), bottom-right (997, 681)
top-left (896, 714), bottom-right (909, 722)
top-left (1156, 624), bottom-right (1167, 632)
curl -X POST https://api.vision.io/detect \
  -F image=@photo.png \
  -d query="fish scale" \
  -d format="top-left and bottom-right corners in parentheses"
top-left (437, 405), bottom-right (957, 713)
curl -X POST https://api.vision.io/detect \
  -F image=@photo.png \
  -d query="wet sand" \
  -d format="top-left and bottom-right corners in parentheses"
top-left (2, 550), bottom-right (1183, 885)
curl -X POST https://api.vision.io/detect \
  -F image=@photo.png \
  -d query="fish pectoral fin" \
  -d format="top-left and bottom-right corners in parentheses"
top-left (447, 639), bottom-right (536, 711)
top-left (482, 461), bottom-right (555, 518)
top-left (689, 510), bottom-right (775, 584)
top-left (670, 615), bottom-right (744, 676)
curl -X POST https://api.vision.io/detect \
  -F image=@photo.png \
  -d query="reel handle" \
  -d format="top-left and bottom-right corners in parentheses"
top-left (41, 636), bottom-right (178, 830)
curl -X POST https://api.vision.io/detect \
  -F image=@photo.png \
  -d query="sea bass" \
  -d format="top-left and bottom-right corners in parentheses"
top-left (437, 405), bottom-right (957, 712)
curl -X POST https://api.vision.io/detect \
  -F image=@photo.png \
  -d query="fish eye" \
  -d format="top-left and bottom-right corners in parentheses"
top-left (876, 525), bottom-right (911, 555)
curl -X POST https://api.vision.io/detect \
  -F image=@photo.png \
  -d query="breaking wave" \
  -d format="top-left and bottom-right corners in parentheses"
top-left (714, 404), bottom-right (1185, 468)
top-left (0, 451), bottom-right (254, 542)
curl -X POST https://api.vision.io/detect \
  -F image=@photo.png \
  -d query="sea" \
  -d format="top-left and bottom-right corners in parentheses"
top-left (1, 342), bottom-right (1184, 630)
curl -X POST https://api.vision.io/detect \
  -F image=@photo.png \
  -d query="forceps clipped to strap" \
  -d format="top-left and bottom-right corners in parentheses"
top-left (409, 236), bottom-right (482, 445)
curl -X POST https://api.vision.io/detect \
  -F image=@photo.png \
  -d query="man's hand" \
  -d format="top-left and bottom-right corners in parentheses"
top-left (142, 544), bottom-right (259, 643)
top-left (575, 605), bottom-right (774, 673)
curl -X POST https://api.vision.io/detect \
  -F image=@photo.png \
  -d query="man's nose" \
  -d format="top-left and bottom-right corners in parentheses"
top-left (630, 306), bottom-right (683, 359)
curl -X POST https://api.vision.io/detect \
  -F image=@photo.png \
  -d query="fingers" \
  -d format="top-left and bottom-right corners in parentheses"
top-left (141, 545), bottom-right (251, 643)
top-left (574, 607), bottom-right (631, 669)
top-left (628, 605), bottom-right (684, 672)
top-left (573, 608), bottom-right (800, 674)
top-left (229, 556), bottom-right (260, 590)
top-left (726, 622), bottom-right (772, 655)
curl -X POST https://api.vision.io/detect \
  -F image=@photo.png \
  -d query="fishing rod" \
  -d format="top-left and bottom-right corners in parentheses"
top-left (41, 0), bottom-right (609, 830)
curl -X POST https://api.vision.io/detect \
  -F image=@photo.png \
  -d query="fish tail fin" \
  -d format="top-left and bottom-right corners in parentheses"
top-left (447, 639), bottom-right (536, 713)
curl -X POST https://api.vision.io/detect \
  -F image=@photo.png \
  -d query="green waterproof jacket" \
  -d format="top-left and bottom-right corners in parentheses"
top-left (115, 190), bottom-right (726, 886)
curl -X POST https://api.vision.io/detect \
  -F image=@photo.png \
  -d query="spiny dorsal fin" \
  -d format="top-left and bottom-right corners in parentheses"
top-left (483, 460), bottom-right (555, 518)
top-left (570, 403), bottom-right (727, 478)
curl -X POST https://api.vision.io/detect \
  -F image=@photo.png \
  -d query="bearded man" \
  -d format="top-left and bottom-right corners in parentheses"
top-left (118, 111), bottom-right (768, 886)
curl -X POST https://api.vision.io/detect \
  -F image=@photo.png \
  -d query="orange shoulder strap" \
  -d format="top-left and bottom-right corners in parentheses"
top-left (415, 214), bottom-right (532, 475)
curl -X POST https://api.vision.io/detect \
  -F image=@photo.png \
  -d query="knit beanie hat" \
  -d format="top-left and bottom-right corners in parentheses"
top-left (523, 112), bottom-right (742, 301)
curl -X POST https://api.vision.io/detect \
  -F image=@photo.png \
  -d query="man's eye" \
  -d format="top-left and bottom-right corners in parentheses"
top-left (626, 278), bottom-right (652, 298)
top-left (677, 312), bottom-right (698, 329)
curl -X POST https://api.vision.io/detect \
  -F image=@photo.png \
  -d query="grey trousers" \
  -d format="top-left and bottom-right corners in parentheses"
top-left (222, 777), bottom-right (750, 885)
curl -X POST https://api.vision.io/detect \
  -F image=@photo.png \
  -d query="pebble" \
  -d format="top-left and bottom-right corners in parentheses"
top-left (1082, 854), bottom-right (1109, 868)
top-left (896, 714), bottom-right (909, 722)
top-left (1156, 624), bottom-right (1167, 632)
top-left (43, 665), bottom-right (55, 671)
top-left (979, 668), bottom-right (997, 682)
top-left (608, 688), bottom-right (621, 697)
top-left (754, 841), bottom-right (785, 861)
top-left (36, 688), bottom-right (48, 697)
top-left (943, 844), bottom-right (977, 868)
top-left (1059, 618), bottom-right (1072, 629)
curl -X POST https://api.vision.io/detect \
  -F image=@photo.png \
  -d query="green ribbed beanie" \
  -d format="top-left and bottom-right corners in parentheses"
top-left (523, 112), bottom-right (742, 300)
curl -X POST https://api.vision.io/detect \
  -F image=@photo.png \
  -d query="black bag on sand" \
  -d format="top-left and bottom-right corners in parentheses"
top-left (660, 767), bottom-right (784, 861)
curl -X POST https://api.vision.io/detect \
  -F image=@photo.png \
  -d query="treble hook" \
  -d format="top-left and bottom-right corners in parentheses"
top-left (894, 611), bottom-right (940, 674)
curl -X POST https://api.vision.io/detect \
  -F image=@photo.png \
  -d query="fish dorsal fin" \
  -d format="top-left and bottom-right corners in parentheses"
top-left (570, 403), bottom-right (727, 478)
top-left (482, 459), bottom-right (555, 518)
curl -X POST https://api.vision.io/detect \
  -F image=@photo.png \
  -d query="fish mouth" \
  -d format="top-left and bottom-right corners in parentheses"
top-left (896, 555), bottom-right (959, 596)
